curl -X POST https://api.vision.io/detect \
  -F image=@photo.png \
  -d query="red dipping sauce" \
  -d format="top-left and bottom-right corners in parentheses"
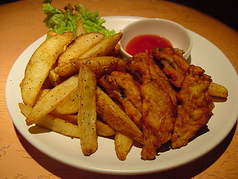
top-left (125, 34), bottom-right (172, 56)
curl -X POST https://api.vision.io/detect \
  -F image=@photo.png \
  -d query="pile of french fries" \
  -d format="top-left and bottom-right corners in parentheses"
top-left (19, 20), bottom-right (228, 161)
top-left (19, 21), bottom-right (142, 160)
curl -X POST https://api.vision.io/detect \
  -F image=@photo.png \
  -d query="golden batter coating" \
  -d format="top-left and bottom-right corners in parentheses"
top-left (99, 71), bottom-right (142, 127)
top-left (171, 65), bottom-right (214, 148)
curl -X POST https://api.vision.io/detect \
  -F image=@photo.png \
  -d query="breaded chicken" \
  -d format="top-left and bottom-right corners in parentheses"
top-left (100, 49), bottom-right (215, 160)
top-left (151, 47), bottom-right (189, 88)
top-left (99, 71), bottom-right (142, 127)
top-left (140, 80), bottom-right (176, 160)
top-left (171, 65), bottom-right (214, 148)
top-left (127, 53), bottom-right (176, 160)
top-left (127, 53), bottom-right (177, 106)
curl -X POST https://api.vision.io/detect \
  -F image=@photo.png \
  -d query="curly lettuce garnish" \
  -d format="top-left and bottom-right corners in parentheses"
top-left (43, 0), bottom-right (115, 38)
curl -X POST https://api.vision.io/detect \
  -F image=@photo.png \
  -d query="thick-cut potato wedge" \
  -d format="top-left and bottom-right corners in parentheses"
top-left (36, 117), bottom-right (79, 138)
top-left (208, 82), bottom-right (228, 98)
top-left (114, 132), bottom-right (133, 161)
top-left (108, 43), bottom-right (121, 57)
top-left (77, 65), bottom-right (98, 156)
top-left (80, 32), bottom-right (123, 58)
top-left (20, 103), bottom-right (114, 138)
top-left (19, 103), bottom-right (32, 117)
top-left (26, 75), bottom-right (78, 126)
top-left (75, 19), bottom-right (86, 36)
top-left (19, 103), bottom-right (80, 138)
top-left (48, 70), bottom-right (60, 86)
top-left (50, 111), bottom-right (78, 125)
top-left (35, 89), bottom-right (51, 103)
top-left (96, 120), bottom-right (116, 137)
top-left (48, 69), bottom-right (67, 86)
top-left (96, 87), bottom-right (143, 143)
top-left (58, 33), bottom-right (104, 67)
top-left (72, 56), bottom-right (119, 78)
top-left (54, 62), bottom-right (78, 77)
top-left (54, 56), bottom-right (119, 77)
top-left (54, 88), bottom-right (78, 114)
top-left (20, 32), bottom-right (74, 107)
top-left (42, 75), bottom-right (54, 89)
top-left (51, 110), bottom-right (115, 137)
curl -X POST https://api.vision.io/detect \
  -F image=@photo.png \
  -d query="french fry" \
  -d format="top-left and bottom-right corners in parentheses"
top-left (53, 33), bottom-right (122, 77)
top-left (96, 120), bottom-right (116, 137)
top-left (35, 116), bottom-right (79, 138)
top-left (54, 56), bottom-right (119, 77)
top-left (54, 88), bottom-right (78, 114)
top-left (77, 65), bottom-right (98, 156)
top-left (19, 103), bottom-right (80, 138)
top-left (26, 75), bottom-right (78, 126)
top-left (20, 102), bottom-right (115, 138)
top-left (19, 103), bottom-right (32, 117)
top-left (96, 87), bottom-right (143, 143)
top-left (20, 32), bottom-right (74, 107)
top-left (208, 82), bottom-right (228, 98)
top-left (50, 110), bottom-right (115, 137)
top-left (37, 117), bottom-right (79, 138)
top-left (75, 19), bottom-right (86, 36)
top-left (48, 70), bottom-right (60, 86)
top-left (48, 69), bottom-right (67, 86)
top-left (108, 43), bottom-right (121, 57)
top-left (50, 111), bottom-right (78, 125)
top-left (71, 56), bottom-right (119, 78)
top-left (114, 132), bottom-right (133, 161)
top-left (42, 75), bottom-right (54, 89)
top-left (58, 32), bottom-right (105, 67)
top-left (35, 89), bottom-right (51, 103)
top-left (80, 32), bottom-right (123, 58)
top-left (54, 62), bottom-right (78, 77)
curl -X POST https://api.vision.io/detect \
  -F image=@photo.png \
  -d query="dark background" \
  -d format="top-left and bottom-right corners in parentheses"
top-left (1, 0), bottom-right (20, 5)
top-left (1, 0), bottom-right (237, 31)
top-left (169, 0), bottom-right (238, 31)
top-left (168, 0), bottom-right (237, 31)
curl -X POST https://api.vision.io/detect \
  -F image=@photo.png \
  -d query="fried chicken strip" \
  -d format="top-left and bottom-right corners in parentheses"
top-left (99, 71), bottom-right (142, 127)
top-left (127, 53), bottom-right (177, 106)
top-left (127, 53), bottom-right (176, 160)
top-left (171, 65), bottom-right (214, 148)
top-left (151, 47), bottom-right (189, 88)
top-left (140, 80), bottom-right (176, 160)
top-left (152, 47), bottom-right (215, 148)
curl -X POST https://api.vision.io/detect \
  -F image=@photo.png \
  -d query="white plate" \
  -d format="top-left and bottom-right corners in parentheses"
top-left (5, 16), bottom-right (238, 175)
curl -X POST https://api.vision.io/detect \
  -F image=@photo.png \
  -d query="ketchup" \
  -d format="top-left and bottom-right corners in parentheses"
top-left (126, 34), bottom-right (172, 56)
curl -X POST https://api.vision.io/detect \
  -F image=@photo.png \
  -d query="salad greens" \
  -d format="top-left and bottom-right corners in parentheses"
top-left (43, 0), bottom-right (115, 38)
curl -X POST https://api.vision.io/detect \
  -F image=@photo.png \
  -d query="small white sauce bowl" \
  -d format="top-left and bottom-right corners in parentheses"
top-left (119, 18), bottom-right (193, 59)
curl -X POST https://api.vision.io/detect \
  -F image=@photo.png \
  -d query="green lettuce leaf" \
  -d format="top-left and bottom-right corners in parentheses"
top-left (43, 0), bottom-right (115, 38)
